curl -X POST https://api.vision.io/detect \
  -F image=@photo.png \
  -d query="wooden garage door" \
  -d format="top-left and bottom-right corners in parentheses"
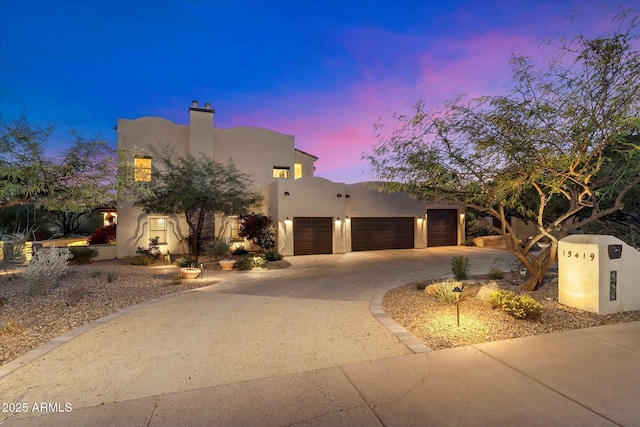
top-left (293, 217), bottom-right (332, 255)
top-left (427, 209), bottom-right (458, 247)
top-left (351, 217), bottom-right (414, 251)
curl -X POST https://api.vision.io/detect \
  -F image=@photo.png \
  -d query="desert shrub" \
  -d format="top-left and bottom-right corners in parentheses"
top-left (236, 255), bottom-right (266, 271)
top-left (210, 239), bottom-right (231, 257)
top-left (23, 247), bottom-right (73, 295)
top-left (264, 249), bottom-right (282, 261)
top-left (488, 268), bottom-right (505, 280)
top-left (451, 256), bottom-right (469, 280)
top-left (427, 280), bottom-right (463, 304)
top-left (69, 246), bottom-right (98, 264)
top-left (105, 271), bottom-right (117, 283)
top-left (136, 237), bottom-right (161, 259)
top-left (130, 255), bottom-right (151, 266)
top-left (65, 284), bottom-right (89, 306)
top-left (90, 270), bottom-right (102, 278)
top-left (489, 290), bottom-right (543, 320)
top-left (88, 223), bottom-right (116, 244)
top-left (237, 213), bottom-right (276, 250)
top-left (176, 256), bottom-right (196, 268)
top-left (232, 246), bottom-right (249, 255)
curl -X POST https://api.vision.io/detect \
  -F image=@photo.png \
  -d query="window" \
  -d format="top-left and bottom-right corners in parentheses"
top-left (294, 163), bottom-right (302, 179)
top-left (135, 157), bottom-right (152, 182)
top-left (229, 216), bottom-right (242, 241)
top-left (273, 166), bottom-right (290, 179)
top-left (149, 217), bottom-right (167, 244)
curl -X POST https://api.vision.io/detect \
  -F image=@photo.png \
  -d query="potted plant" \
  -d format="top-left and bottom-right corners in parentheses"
top-left (180, 263), bottom-right (201, 279)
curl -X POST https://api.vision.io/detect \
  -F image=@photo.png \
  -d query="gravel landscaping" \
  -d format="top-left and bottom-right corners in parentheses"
top-left (383, 272), bottom-right (640, 350)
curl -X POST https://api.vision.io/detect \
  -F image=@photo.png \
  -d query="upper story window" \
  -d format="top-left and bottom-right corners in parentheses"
top-left (273, 166), bottom-right (290, 179)
top-left (294, 163), bottom-right (302, 179)
top-left (135, 157), bottom-right (152, 182)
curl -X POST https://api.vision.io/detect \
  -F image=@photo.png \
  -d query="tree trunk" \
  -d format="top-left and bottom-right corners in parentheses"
top-left (519, 243), bottom-right (558, 292)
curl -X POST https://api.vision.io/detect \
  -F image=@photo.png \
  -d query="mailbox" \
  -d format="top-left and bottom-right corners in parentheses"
top-left (558, 235), bottom-right (640, 315)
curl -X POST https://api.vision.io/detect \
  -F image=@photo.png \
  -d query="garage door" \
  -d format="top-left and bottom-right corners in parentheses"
top-left (351, 217), bottom-right (414, 251)
top-left (293, 217), bottom-right (332, 255)
top-left (427, 209), bottom-right (458, 247)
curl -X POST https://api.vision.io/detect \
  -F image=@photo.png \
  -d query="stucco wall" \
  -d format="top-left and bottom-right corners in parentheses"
top-left (214, 127), bottom-right (296, 190)
top-left (559, 234), bottom-right (640, 314)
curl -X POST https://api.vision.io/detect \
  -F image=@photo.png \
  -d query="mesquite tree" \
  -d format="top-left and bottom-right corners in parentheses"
top-left (132, 146), bottom-right (262, 262)
top-left (366, 12), bottom-right (640, 291)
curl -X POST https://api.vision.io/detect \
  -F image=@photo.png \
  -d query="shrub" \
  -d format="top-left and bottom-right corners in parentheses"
top-left (265, 249), bottom-right (283, 261)
top-left (237, 213), bottom-right (276, 250)
top-left (489, 290), bottom-right (543, 320)
top-left (236, 255), bottom-right (266, 271)
top-left (69, 246), bottom-right (98, 264)
top-left (90, 270), bottom-right (102, 278)
top-left (211, 239), bottom-right (231, 257)
top-left (88, 223), bottom-right (116, 245)
top-left (130, 255), bottom-right (151, 266)
top-left (176, 256), bottom-right (196, 268)
top-left (488, 268), bottom-right (505, 280)
top-left (105, 271), bottom-right (117, 283)
top-left (136, 237), bottom-right (161, 259)
top-left (451, 256), bottom-right (469, 280)
top-left (0, 239), bottom-right (26, 267)
top-left (426, 279), bottom-right (463, 304)
top-left (23, 247), bottom-right (72, 295)
top-left (232, 246), bottom-right (249, 255)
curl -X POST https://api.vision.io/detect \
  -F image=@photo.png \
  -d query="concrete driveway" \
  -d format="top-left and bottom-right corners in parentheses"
top-left (0, 247), bottom-right (516, 423)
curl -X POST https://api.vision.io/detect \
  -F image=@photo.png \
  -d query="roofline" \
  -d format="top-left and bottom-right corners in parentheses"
top-left (295, 148), bottom-right (319, 160)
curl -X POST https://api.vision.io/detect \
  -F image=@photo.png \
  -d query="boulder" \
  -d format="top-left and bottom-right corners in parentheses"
top-left (475, 281), bottom-right (500, 301)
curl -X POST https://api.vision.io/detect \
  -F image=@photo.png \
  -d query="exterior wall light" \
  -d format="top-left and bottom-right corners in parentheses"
top-left (337, 193), bottom-right (343, 197)
top-left (345, 194), bottom-right (351, 198)
top-left (284, 191), bottom-right (290, 196)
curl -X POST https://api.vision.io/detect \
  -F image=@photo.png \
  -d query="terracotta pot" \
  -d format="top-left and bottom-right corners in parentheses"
top-left (180, 267), bottom-right (201, 279)
top-left (219, 260), bottom-right (236, 271)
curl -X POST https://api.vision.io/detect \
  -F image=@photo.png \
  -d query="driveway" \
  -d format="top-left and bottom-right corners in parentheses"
top-left (0, 247), bottom-right (516, 420)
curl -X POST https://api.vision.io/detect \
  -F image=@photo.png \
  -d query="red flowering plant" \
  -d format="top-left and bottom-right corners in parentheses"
top-left (237, 213), bottom-right (275, 251)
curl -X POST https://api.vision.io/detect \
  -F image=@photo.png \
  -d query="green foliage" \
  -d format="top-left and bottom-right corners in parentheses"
top-left (265, 250), bottom-right (283, 261)
top-left (210, 239), bottom-right (231, 257)
top-left (69, 246), bottom-right (98, 264)
top-left (24, 247), bottom-right (72, 295)
top-left (232, 246), bottom-right (249, 255)
top-left (131, 145), bottom-right (262, 261)
top-left (176, 256), bottom-right (196, 268)
top-left (236, 255), bottom-right (266, 271)
top-left (136, 237), bottom-right (161, 259)
top-left (427, 280), bottom-right (463, 304)
top-left (488, 268), bottom-right (505, 280)
top-left (105, 271), bottom-right (117, 283)
top-left (366, 11), bottom-right (640, 291)
top-left (0, 115), bottom-right (118, 211)
top-left (90, 270), bottom-right (101, 278)
top-left (489, 290), bottom-right (543, 320)
top-left (451, 256), bottom-right (469, 280)
top-left (237, 213), bottom-right (276, 250)
top-left (130, 255), bottom-right (151, 266)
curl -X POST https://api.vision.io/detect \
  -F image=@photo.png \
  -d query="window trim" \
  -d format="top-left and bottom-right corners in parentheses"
top-left (149, 216), bottom-right (168, 244)
top-left (134, 156), bottom-right (152, 182)
top-left (273, 166), bottom-right (291, 179)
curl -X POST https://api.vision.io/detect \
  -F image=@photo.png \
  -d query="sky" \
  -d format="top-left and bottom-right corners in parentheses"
top-left (0, 0), bottom-right (637, 184)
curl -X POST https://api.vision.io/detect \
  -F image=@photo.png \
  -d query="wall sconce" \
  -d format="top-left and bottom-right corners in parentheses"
top-left (337, 193), bottom-right (343, 198)
top-left (284, 217), bottom-right (292, 225)
top-left (417, 217), bottom-right (424, 223)
top-left (284, 191), bottom-right (290, 196)
top-left (459, 213), bottom-right (465, 221)
top-left (335, 217), bottom-right (342, 224)
top-left (345, 194), bottom-right (351, 198)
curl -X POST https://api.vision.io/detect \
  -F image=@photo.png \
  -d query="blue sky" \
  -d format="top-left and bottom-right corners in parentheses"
top-left (0, 0), bottom-right (636, 183)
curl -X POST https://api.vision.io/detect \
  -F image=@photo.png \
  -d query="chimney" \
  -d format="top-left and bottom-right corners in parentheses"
top-left (188, 100), bottom-right (214, 158)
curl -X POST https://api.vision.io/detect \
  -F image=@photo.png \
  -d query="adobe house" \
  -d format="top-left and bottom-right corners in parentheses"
top-left (116, 100), bottom-right (465, 257)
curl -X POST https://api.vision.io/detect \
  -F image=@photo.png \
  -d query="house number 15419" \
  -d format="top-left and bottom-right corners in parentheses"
top-left (562, 250), bottom-right (595, 261)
